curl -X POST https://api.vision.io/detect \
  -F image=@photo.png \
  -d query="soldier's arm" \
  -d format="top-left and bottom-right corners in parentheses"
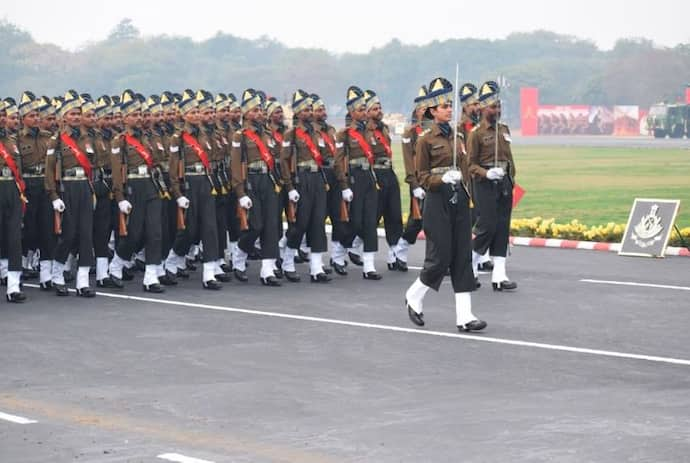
top-left (44, 137), bottom-right (59, 201)
top-left (467, 129), bottom-right (488, 179)
top-left (401, 127), bottom-right (420, 189)
top-left (334, 130), bottom-right (348, 190)
top-left (279, 129), bottom-right (294, 191)
top-left (230, 131), bottom-right (246, 198)
top-left (415, 136), bottom-right (442, 192)
top-left (110, 136), bottom-right (125, 203)
top-left (168, 134), bottom-right (182, 199)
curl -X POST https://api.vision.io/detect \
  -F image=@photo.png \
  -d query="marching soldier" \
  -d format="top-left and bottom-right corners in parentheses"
top-left (468, 81), bottom-right (517, 291)
top-left (45, 90), bottom-right (97, 297)
top-left (458, 83), bottom-right (492, 275)
top-left (0, 98), bottom-right (28, 302)
top-left (404, 77), bottom-right (486, 332)
top-left (230, 88), bottom-right (281, 286)
top-left (224, 93), bottom-right (243, 272)
top-left (279, 90), bottom-right (331, 283)
top-left (159, 91), bottom-right (185, 280)
top-left (108, 90), bottom-right (165, 292)
top-left (167, 89), bottom-right (221, 290)
top-left (364, 90), bottom-right (405, 272)
top-left (197, 89), bottom-right (231, 282)
top-left (397, 85), bottom-right (429, 268)
top-left (310, 93), bottom-right (346, 275)
top-left (266, 96), bottom-right (289, 273)
top-left (17, 92), bottom-right (52, 285)
top-left (334, 86), bottom-right (381, 280)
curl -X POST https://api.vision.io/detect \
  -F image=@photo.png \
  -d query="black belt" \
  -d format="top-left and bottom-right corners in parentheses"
top-left (248, 166), bottom-right (268, 174)
top-left (24, 165), bottom-right (45, 176)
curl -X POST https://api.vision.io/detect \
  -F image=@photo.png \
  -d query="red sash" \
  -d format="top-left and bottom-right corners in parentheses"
top-left (181, 131), bottom-right (211, 170)
top-left (295, 128), bottom-right (324, 167)
top-left (347, 128), bottom-right (375, 166)
top-left (415, 126), bottom-right (422, 136)
top-left (464, 121), bottom-right (474, 133)
top-left (373, 129), bottom-right (392, 158)
top-left (243, 129), bottom-right (275, 170)
top-left (0, 141), bottom-right (27, 208)
top-left (272, 130), bottom-right (284, 145)
top-left (124, 134), bottom-right (154, 168)
top-left (320, 131), bottom-right (336, 155)
top-left (60, 132), bottom-right (93, 178)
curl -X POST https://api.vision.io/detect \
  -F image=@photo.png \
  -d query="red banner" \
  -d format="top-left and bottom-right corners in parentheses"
top-left (686, 88), bottom-right (690, 104)
top-left (520, 87), bottom-right (539, 136)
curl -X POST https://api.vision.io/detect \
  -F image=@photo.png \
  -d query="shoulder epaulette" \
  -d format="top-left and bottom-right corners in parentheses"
top-left (471, 125), bottom-right (480, 132)
top-left (420, 128), bottom-right (432, 136)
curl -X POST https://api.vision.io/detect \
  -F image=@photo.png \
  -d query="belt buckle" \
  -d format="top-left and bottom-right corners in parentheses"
top-left (194, 163), bottom-right (204, 173)
top-left (2, 167), bottom-right (11, 177)
top-left (138, 165), bottom-right (148, 176)
top-left (74, 167), bottom-right (85, 178)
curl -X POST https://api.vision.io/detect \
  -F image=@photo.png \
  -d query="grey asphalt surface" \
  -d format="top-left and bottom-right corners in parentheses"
top-left (1, 240), bottom-right (689, 463)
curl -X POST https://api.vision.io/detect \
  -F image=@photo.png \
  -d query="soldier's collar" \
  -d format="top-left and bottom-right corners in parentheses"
top-left (0, 128), bottom-right (5, 138)
top-left (352, 120), bottom-right (366, 132)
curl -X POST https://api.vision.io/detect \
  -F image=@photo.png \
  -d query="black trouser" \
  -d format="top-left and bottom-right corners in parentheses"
top-left (116, 178), bottom-right (162, 265)
top-left (340, 168), bottom-right (378, 252)
top-left (215, 193), bottom-right (228, 260)
top-left (54, 180), bottom-right (94, 267)
top-left (472, 177), bottom-right (512, 257)
top-left (173, 175), bottom-right (218, 263)
top-left (277, 186), bottom-right (288, 242)
top-left (22, 176), bottom-right (55, 260)
top-left (323, 167), bottom-right (345, 243)
top-left (375, 167), bottom-right (403, 247)
top-left (93, 178), bottom-right (114, 259)
top-left (0, 180), bottom-right (23, 271)
top-left (420, 184), bottom-right (474, 293)
top-left (285, 170), bottom-right (328, 252)
top-left (401, 185), bottom-right (423, 245)
top-left (160, 172), bottom-right (177, 260)
top-left (238, 173), bottom-right (279, 259)
top-left (226, 190), bottom-right (241, 242)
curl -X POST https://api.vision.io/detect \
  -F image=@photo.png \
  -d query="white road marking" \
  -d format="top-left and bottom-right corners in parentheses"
top-left (157, 453), bottom-right (215, 463)
top-left (581, 279), bottom-right (690, 292)
top-left (0, 411), bottom-right (37, 424)
top-left (24, 284), bottom-right (690, 367)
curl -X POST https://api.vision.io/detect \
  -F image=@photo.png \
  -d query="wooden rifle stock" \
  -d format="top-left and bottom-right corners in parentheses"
top-left (118, 212), bottom-right (128, 236)
top-left (176, 206), bottom-right (186, 231)
top-left (339, 154), bottom-right (350, 222)
top-left (287, 200), bottom-right (297, 223)
top-left (411, 197), bottom-right (422, 220)
top-left (54, 211), bottom-right (62, 235)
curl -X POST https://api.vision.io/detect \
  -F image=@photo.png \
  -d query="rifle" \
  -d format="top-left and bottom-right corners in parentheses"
top-left (339, 130), bottom-right (351, 222)
top-left (118, 140), bottom-right (128, 237)
top-left (286, 128), bottom-right (297, 223)
top-left (54, 143), bottom-right (64, 235)
top-left (176, 142), bottom-right (186, 230)
top-left (237, 134), bottom-right (250, 231)
top-left (411, 196), bottom-right (422, 220)
top-left (450, 63), bottom-right (460, 205)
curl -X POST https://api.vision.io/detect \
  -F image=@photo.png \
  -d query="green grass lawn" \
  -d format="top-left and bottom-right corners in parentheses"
top-left (392, 145), bottom-right (690, 228)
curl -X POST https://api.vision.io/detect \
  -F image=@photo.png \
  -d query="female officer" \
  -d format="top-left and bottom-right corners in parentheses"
top-left (404, 77), bottom-right (486, 332)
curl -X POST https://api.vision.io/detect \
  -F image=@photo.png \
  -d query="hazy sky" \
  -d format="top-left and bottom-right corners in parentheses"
top-left (3, 0), bottom-right (688, 53)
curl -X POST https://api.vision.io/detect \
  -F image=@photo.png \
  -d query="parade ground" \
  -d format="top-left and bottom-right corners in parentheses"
top-left (2, 239), bottom-right (689, 462)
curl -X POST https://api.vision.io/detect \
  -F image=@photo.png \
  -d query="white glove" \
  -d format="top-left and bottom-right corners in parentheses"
top-left (239, 195), bottom-right (253, 209)
top-left (288, 189), bottom-right (300, 203)
top-left (412, 187), bottom-right (426, 200)
top-left (176, 196), bottom-right (190, 209)
top-left (341, 188), bottom-right (354, 202)
top-left (118, 200), bottom-right (132, 214)
top-left (441, 170), bottom-right (462, 184)
top-left (52, 198), bottom-right (65, 212)
top-left (486, 167), bottom-right (505, 181)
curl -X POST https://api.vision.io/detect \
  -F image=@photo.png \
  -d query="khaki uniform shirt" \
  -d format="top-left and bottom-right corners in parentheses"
top-left (415, 122), bottom-right (469, 193)
top-left (467, 120), bottom-right (516, 180)
top-left (230, 121), bottom-right (273, 199)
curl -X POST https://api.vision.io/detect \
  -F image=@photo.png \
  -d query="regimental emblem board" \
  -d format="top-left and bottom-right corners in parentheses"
top-left (619, 198), bottom-right (681, 257)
